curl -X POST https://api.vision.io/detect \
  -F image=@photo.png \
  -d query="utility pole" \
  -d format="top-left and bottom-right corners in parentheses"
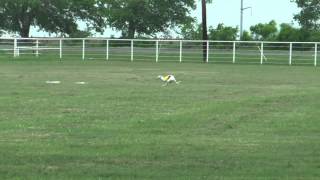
top-left (202, 0), bottom-right (208, 62)
top-left (240, 0), bottom-right (244, 40)
top-left (240, 0), bottom-right (252, 40)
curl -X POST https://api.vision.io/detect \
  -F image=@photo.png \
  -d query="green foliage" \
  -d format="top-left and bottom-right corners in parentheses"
top-left (250, 20), bottom-right (278, 41)
top-left (293, 0), bottom-right (320, 30)
top-left (277, 23), bottom-right (303, 42)
top-left (241, 30), bottom-right (253, 41)
top-left (0, 0), bottom-right (108, 37)
top-left (308, 30), bottom-right (320, 41)
top-left (208, 23), bottom-right (238, 40)
top-left (179, 23), bottom-right (238, 40)
top-left (292, 0), bottom-right (320, 41)
top-left (105, 0), bottom-right (196, 38)
top-left (68, 29), bottom-right (92, 38)
top-left (277, 23), bottom-right (320, 42)
top-left (179, 23), bottom-right (202, 39)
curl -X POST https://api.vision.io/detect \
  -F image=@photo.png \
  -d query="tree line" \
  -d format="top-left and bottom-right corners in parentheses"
top-left (180, 20), bottom-right (320, 42)
top-left (0, 0), bottom-right (319, 42)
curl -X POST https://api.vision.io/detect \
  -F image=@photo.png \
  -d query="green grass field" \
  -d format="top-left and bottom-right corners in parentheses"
top-left (0, 57), bottom-right (320, 179)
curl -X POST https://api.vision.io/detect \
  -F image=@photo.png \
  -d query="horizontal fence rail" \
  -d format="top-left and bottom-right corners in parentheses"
top-left (0, 38), bottom-right (319, 66)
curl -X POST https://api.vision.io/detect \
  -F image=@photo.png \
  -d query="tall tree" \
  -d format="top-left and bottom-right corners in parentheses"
top-left (250, 20), bottom-right (278, 41)
top-left (105, 0), bottom-right (195, 39)
top-left (278, 23), bottom-right (304, 42)
top-left (293, 0), bottom-right (320, 30)
top-left (0, 0), bottom-right (108, 37)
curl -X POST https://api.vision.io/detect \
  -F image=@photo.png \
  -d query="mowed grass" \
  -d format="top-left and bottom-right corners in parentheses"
top-left (0, 57), bottom-right (320, 179)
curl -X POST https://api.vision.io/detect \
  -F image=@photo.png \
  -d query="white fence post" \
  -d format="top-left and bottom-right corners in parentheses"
top-left (206, 41), bottom-right (209, 63)
top-left (233, 41), bottom-right (236, 63)
top-left (180, 40), bottom-right (182, 63)
top-left (315, 43), bottom-right (317, 67)
top-left (260, 42), bottom-right (264, 65)
top-left (156, 40), bottom-right (159, 62)
top-left (289, 43), bottom-right (292, 65)
top-left (106, 39), bottom-right (109, 60)
top-left (131, 40), bottom-right (133, 62)
top-left (13, 38), bottom-right (18, 57)
top-left (35, 39), bottom-right (39, 57)
top-left (82, 39), bottom-right (85, 60)
top-left (59, 39), bottom-right (62, 59)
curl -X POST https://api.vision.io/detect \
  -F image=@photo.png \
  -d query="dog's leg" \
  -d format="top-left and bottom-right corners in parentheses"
top-left (174, 80), bottom-right (181, 84)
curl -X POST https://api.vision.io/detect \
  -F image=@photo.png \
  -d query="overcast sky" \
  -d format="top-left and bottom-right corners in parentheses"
top-left (29, 0), bottom-right (300, 37)
top-left (198, 0), bottom-right (300, 29)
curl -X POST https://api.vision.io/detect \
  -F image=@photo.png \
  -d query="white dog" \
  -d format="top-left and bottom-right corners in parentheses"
top-left (157, 75), bottom-right (181, 86)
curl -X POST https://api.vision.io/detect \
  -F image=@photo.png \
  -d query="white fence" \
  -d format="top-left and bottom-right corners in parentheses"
top-left (0, 38), bottom-right (319, 66)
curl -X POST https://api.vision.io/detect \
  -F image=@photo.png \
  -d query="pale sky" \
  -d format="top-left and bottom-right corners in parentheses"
top-left (199, 0), bottom-right (300, 30)
top-left (27, 0), bottom-right (300, 37)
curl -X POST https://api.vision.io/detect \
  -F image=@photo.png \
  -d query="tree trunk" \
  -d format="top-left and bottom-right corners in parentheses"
top-left (128, 21), bottom-right (136, 39)
top-left (202, 0), bottom-right (208, 62)
top-left (17, 3), bottom-right (32, 38)
top-left (19, 25), bottom-right (30, 38)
